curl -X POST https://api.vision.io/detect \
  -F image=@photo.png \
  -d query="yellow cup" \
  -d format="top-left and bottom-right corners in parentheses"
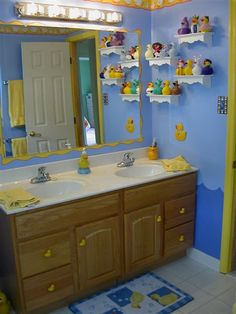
top-left (148, 146), bottom-right (158, 160)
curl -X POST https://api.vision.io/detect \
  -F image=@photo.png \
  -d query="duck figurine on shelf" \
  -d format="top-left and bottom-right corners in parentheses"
top-left (100, 36), bottom-right (107, 48)
top-left (191, 15), bottom-right (200, 33)
top-left (184, 59), bottom-right (193, 75)
top-left (109, 66), bottom-right (117, 78)
top-left (201, 59), bottom-right (214, 75)
top-left (146, 82), bottom-right (154, 94)
top-left (177, 17), bottom-right (191, 35)
top-left (199, 16), bottom-right (212, 32)
top-left (152, 42), bottom-right (163, 57)
top-left (78, 148), bottom-right (91, 174)
top-left (145, 44), bottom-right (153, 59)
top-left (162, 80), bottom-right (172, 95)
top-left (153, 80), bottom-right (162, 95)
top-left (131, 80), bottom-right (139, 94)
top-left (115, 65), bottom-right (124, 78)
top-left (168, 42), bottom-right (178, 58)
top-left (99, 67), bottom-right (106, 79)
top-left (172, 81), bottom-right (181, 95)
top-left (176, 59), bottom-right (185, 75)
top-left (123, 82), bottom-right (132, 94)
top-left (192, 56), bottom-right (202, 75)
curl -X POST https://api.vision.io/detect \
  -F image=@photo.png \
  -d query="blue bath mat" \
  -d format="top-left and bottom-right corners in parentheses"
top-left (69, 272), bottom-right (193, 314)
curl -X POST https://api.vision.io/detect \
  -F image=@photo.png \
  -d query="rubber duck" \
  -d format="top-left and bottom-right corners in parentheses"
top-left (145, 44), bottom-right (153, 59)
top-left (199, 16), bottom-right (212, 32)
top-left (172, 81), bottom-right (181, 95)
top-left (159, 44), bottom-right (169, 58)
top-left (146, 82), bottom-right (154, 94)
top-left (175, 123), bottom-right (187, 141)
top-left (177, 17), bottom-right (191, 35)
top-left (152, 42), bottom-right (163, 58)
top-left (201, 59), bottom-right (214, 75)
top-left (130, 291), bottom-right (145, 309)
top-left (184, 59), bottom-right (193, 75)
top-left (0, 291), bottom-right (10, 314)
top-left (131, 80), bottom-right (139, 94)
top-left (100, 36), bottom-right (107, 48)
top-left (153, 80), bottom-right (162, 95)
top-left (104, 65), bottom-right (111, 79)
top-left (125, 117), bottom-right (135, 133)
top-left (162, 80), bottom-right (172, 95)
top-left (105, 33), bottom-right (113, 47)
top-left (99, 67), bottom-right (106, 79)
top-left (132, 46), bottom-right (139, 59)
top-left (191, 15), bottom-right (199, 33)
top-left (114, 65), bottom-right (123, 78)
top-left (176, 59), bottom-right (185, 75)
top-left (120, 82), bottom-right (128, 94)
top-left (109, 66), bottom-right (117, 78)
top-left (123, 82), bottom-right (132, 94)
top-left (78, 148), bottom-right (91, 174)
top-left (192, 56), bottom-right (202, 75)
top-left (168, 42), bottom-right (178, 58)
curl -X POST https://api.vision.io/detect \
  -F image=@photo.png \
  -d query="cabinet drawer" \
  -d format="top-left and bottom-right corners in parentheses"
top-left (15, 192), bottom-right (121, 239)
top-left (18, 231), bottom-right (71, 278)
top-left (164, 221), bottom-right (194, 256)
top-left (23, 265), bottom-right (74, 312)
top-left (165, 194), bottom-right (195, 229)
top-left (124, 173), bottom-right (196, 212)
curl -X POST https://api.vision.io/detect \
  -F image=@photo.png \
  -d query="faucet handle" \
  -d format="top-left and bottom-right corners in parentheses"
top-left (124, 152), bottom-right (132, 159)
top-left (38, 166), bottom-right (46, 173)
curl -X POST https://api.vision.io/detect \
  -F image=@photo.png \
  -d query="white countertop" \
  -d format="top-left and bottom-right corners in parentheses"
top-left (0, 157), bottom-right (197, 215)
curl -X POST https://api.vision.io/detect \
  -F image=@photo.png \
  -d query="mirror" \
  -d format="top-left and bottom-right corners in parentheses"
top-left (0, 23), bottom-right (142, 161)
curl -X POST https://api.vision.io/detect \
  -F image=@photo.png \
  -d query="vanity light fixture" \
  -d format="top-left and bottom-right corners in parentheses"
top-left (15, 2), bottom-right (122, 24)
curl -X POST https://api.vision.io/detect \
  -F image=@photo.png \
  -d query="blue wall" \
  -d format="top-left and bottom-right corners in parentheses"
top-left (0, 0), bottom-right (152, 168)
top-left (151, 0), bottom-right (228, 259)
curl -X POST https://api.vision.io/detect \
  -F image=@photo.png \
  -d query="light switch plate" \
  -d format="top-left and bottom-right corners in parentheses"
top-left (217, 96), bottom-right (228, 114)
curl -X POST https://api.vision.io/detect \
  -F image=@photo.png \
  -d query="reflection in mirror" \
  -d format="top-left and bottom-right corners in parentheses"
top-left (0, 24), bottom-right (141, 161)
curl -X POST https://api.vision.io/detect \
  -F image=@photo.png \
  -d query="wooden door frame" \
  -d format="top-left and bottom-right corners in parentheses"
top-left (220, 0), bottom-right (236, 273)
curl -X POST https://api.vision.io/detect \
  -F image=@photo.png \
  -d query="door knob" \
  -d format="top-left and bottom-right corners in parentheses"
top-left (29, 131), bottom-right (42, 137)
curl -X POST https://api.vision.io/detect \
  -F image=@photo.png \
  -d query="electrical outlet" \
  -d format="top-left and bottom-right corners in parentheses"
top-left (217, 96), bottom-right (228, 114)
top-left (103, 93), bottom-right (109, 105)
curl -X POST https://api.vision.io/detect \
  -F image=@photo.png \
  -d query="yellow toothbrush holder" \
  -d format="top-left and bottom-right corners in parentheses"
top-left (148, 146), bottom-right (158, 160)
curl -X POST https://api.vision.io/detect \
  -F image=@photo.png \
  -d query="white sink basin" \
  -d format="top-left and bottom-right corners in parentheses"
top-left (26, 180), bottom-right (84, 199)
top-left (115, 164), bottom-right (165, 178)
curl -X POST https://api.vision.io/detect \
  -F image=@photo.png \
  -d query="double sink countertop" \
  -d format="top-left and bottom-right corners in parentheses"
top-left (0, 156), bottom-right (197, 215)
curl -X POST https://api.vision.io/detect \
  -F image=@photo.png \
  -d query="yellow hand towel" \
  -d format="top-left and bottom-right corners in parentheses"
top-left (8, 80), bottom-right (25, 127)
top-left (0, 188), bottom-right (40, 209)
top-left (11, 137), bottom-right (27, 157)
top-left (161, 155), bottom-right (192, 172)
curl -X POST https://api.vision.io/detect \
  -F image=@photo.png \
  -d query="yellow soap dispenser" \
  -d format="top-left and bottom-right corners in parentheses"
top-left (78, 148), bottom-right (91, 174)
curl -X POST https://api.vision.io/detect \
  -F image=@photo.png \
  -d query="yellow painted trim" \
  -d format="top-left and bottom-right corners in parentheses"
top-left (220, 0), bottom-right (236, 273)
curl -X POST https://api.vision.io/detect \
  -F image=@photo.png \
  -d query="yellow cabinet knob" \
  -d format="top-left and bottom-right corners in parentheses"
top-left (47, 284), bottom-right (56, 292)
top-left (156, 215), bottom-right (162, 223)
top-left (79, 239), bottom-right (86, 247)
top-left (44, 249), bottom-right (52, 258)
top-left (179, 207), bottom-right (185, 214)
top-left (179, 234), bottom-right (185, 242)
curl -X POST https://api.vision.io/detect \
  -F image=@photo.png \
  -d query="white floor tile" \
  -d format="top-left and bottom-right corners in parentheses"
top-left (178, 289), bottom-right (214, 313)
top-left (190, 299), bottom-right (232, 314)
top-left (218, 286), bottom-right (236, 307)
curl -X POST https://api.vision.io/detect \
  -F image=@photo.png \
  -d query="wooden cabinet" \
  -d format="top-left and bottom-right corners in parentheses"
top-left (0, 173), bottom-right (196, 314)
top-left (124, 205), bottom-right (163, 274)
top-left (76, 216), bottom-right (122, 290)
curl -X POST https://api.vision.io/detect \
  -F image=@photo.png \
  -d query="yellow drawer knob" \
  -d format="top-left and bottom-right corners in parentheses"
top-left (179, 235), bottom-right (185, 242)
top-left (79, 239), bottom-right (86, 247)
top-left (47, 284), bottom-right (56, 292)
top-left (179, 207), bottom-right (185, 214)
top-left (44, 249), bottom-right (52, 258)
top-left (156, 215), bottom-right (162, 223)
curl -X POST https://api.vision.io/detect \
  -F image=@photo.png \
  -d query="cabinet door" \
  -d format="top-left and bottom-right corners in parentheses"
top-left (76, 216), bottom-right (121, 290)
top-left (124, 204), bottom-right (163, 274)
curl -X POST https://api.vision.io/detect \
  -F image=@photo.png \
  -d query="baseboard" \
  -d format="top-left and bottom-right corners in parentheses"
top-left (187, 248), bottom-right (220, 272)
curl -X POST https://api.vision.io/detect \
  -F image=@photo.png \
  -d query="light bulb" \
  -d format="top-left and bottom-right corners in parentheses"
top-left (88, 10), bottom-right (101, 21)
top-left (69, 8), bottom-right (80, 19)
top-left (26, 3), bottom-right (37, 16)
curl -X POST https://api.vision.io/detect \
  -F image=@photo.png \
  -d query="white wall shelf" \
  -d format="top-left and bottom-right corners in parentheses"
top-left (174, 75), bottom-right (212, 87)
top-left (120, 94), bottom-right (140, 102)
top-left (119, 59), bottom-right (139, 69)
top-left (147, 94), bottom-right (180, 104)
top-left (146, 57), bottom-right (178, 67)
top-left (101, 78), bottom-right (124, 86)
top-left (100, 46), bottom-right (125, 56)
top-left (175, 32), bottom-right (213, 46)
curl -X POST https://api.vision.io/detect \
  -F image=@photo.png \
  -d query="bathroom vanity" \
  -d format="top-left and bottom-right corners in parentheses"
top-left (0, 164), bottom-right (196, 314)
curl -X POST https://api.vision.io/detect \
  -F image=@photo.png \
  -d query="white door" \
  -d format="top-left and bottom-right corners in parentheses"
top-left (21, 42), bottom-right (76, 154)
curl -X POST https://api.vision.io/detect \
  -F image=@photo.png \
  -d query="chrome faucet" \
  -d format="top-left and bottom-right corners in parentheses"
top-left (117, 152), bottom-right (135, 167)
top-left (30, 166), bottom-right (51, 184)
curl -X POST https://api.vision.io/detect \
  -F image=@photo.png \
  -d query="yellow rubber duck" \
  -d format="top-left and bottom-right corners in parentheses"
top-left (123, 82), bottom-right (132, 94)
top-left (150, 292), bottom-right (178, 306)
top-left (130, 291), bottom-right (145, 308)
top-left (162, 80), bottom-right (172, 95)
top-left (125, 117), bottom-right (135, 133)
top-left (0, 291), bottom-right (10, 314)
top-left (175, 123), bottom-right (187, 141)
top-left (109, 66), bottom-right (117, 78)
top-left (184, 59), bottom-right (193, 75)
top-left (78, 148), bottom-right (91, 174)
